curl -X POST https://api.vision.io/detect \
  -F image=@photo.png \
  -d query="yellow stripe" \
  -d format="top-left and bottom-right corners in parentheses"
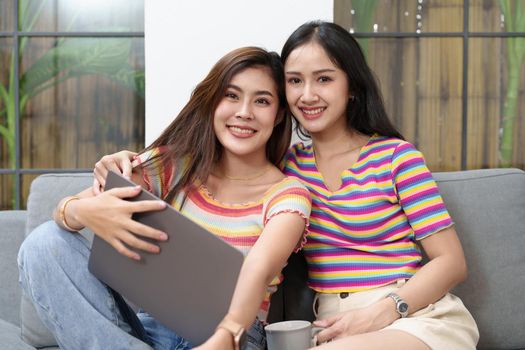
top-left (309, 267), bottom-right (419, 278)
top-left (305, 254), bottom-right (416, 263)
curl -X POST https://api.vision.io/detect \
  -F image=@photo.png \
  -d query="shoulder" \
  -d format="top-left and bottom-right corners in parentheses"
top-left (282, 142), bottom-right (313, 170)
top-left (363, 135), bottom-right (411, 155)
top-left (264, 177), bottom-right (311, 206)
top-left (361, 136), bottom-right (422, 164)
top-left (263, 177), bottom-right (311, 223)
top-left (287, 142), bottom-right (313, 157)
top-left (133, 146), bottom-right (188, 196)
top-left (285, 142), bottom-right (313, 161)
top-left (133, 146), bottom-right (168, 166)
top-left (266, 177), bottom-right (310, 197)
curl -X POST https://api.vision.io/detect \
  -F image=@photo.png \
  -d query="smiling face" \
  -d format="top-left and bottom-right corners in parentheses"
top-left (284, 41), bottom-right (350, 137)
top-left (213, 66), bottom-right (280, 160)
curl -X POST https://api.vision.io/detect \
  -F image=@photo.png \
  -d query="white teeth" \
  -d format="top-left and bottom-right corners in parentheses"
top-left (229, 126), bottom-right (255, 134)
top-left (302, 107), bottom-right (324, 115)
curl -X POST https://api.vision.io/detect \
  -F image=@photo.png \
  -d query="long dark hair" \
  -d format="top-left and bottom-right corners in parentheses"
top-left (142, 47), bottom-right (289, 203)
top-left (281, 21), bottom-right (403, 140)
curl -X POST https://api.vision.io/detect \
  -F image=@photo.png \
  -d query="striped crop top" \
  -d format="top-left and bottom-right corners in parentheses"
top-left (282, 135), bottom-right (453, 293)
top-left (134, 147), bottom-right (311, 320)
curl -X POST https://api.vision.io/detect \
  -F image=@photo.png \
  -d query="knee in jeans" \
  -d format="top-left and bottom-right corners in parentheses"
top-left (18, 221), bottom-right (67, 274)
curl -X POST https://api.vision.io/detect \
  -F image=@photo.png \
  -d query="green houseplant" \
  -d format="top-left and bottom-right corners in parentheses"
top-left (0, 0), bottom-right (144, 207)
top-left (499, 0), bottom-right (525, 167)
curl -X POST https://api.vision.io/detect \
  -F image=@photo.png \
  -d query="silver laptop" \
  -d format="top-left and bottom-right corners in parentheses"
top-left (88, 171), bottom-right (244, 345)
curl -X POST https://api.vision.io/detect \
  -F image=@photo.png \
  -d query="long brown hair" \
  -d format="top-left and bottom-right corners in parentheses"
top-left (141, 47), bottom-right (290, 204)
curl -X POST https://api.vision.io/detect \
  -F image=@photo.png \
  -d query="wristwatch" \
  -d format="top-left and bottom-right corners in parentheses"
top-left (216, 318), bottom-right (246, 350)
top-left (387, 293), bottom-right (409, 318)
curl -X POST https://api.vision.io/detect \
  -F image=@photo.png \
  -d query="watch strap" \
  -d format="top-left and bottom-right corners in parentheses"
top-left (387, 292), bottom-right (409, 318)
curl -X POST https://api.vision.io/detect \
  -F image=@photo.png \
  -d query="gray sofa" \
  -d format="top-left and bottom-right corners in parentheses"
top-left (1, 169), bottom-right (524, 349)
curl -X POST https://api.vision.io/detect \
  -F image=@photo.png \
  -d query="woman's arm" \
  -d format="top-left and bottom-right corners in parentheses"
top-left (389, 226), bottom-right (466, 315)
top-left (52, 170), bottom-right (168, 260)
top-left (315, 227), bottom-right (467, 343)
top-left (197, 212), bottom-right (307, 349)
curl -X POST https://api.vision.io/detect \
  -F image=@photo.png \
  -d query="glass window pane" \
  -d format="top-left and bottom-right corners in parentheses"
top-left (470, 0), bottom-right (525, 33)
top-left (0, 38), bottom-right (14, 169)
top-left (468, 37), bottom-right (525, 169)
top-left (0, 173), bottom-right (16, 209)
top-left (334, 0), bottom-right (463, 33)
top-left (365, 37), bottom-right (463, 171)
top-left (19, 37), bottom-right (145, 169)
top-left (0, 0), bottom-right (14, 31)
top-left (19, 0), bottom-right (144, 32)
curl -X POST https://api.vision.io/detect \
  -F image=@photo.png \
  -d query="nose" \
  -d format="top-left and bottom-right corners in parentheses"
top-left (235, 101), bottom-right (254, 120)
top-left (300, 82), bottom-right (319, 104)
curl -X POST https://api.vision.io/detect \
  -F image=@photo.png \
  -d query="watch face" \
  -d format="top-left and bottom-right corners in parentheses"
top-left (399, 302), bottom-right (409, 313)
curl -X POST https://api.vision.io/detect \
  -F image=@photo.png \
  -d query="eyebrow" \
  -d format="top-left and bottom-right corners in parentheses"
top-left (227, 84), bottom-right (274, 97)
top-left (285, 68), bottom-right (337, 75)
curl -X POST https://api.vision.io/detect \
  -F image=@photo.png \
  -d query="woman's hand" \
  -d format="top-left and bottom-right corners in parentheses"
top-left (93, 150), bottom-right (137, 194)
top-left (73, 185), bottom-right (167, 260)
top-left (314, 298), bottom-right (397, 343)
top-left (193, 329), bottom-right (233, 350)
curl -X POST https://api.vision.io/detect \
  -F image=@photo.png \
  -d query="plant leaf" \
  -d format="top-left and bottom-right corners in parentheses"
top-left (20, 37), bottom-right (133, 96)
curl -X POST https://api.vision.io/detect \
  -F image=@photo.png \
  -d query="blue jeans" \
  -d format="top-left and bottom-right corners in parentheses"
top-left (18, 221), bottom-right (266, 350)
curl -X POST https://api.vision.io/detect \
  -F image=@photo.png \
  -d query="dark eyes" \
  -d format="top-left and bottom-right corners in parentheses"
top-left (255, 98), bottom-right (270, 105)
top-left (224, 92), bottom-right (270, 105)
top-left (286, 76), bottom-right (332, 84)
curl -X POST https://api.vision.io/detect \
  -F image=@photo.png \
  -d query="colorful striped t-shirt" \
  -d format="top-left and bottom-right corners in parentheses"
top-left (282, 135), bottom-right (453, 293)
top-left (134, 147), bottom-right (311, 320)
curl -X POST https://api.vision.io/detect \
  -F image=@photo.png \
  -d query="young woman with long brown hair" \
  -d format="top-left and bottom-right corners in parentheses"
top-left (18, 47), bottom-right (311, 350)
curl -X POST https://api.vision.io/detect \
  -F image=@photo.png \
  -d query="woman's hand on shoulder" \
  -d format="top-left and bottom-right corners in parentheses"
top-left (93, 150), bottom-right (137, 194)
top-left (75, 184), bottom-right (168, 260)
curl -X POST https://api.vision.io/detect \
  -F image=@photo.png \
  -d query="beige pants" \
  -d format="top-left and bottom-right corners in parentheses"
top-left (314, 280), bottom-right (479, 350)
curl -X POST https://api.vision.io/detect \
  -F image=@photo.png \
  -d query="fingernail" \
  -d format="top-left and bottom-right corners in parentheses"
top-left (159, 233), bottom-right (168, 240)
top-left (132, 254), bottom-right (141, 261)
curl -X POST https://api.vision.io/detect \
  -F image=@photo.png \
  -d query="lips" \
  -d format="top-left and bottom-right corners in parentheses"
top-left (300, 106), bottom-right (326, 120)
top-left (227, 125), bottom-right (257, 138)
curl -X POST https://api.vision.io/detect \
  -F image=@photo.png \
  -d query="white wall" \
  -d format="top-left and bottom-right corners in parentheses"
top-left (144, 1), bottom-right (333, 144)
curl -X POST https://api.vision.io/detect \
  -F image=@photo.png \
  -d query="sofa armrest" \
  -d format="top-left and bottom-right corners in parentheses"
top-left (0, 210), bottom-right (27, 327)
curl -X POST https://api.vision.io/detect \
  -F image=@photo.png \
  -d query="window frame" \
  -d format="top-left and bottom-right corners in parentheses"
top-left (0, 1), bottom-right (145, 209)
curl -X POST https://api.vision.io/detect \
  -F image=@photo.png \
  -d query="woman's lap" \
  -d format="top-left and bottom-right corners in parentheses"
top-left (315, 280), bottom-right (479, 350)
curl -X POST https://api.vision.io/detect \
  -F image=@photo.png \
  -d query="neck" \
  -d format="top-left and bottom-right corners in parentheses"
top-left (216, 152), bottom-right (271, 180)
top-left (311, 128), bottom-right (366, 159)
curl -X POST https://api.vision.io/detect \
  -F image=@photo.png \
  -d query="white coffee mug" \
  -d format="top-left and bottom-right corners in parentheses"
top-left (265, 320), bottom-right (323, 350)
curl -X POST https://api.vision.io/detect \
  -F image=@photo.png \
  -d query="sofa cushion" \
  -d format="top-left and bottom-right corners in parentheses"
top-left (25, 173), bottom-right (94, 237)
top-left (21, 173), bottom-right (93, 348)
top-left (0, 319), bottom-right (39, 350)
top-left (0, 211), bottom-right (27, 327)
top-left (434, 168), bottom-right (525, 350)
